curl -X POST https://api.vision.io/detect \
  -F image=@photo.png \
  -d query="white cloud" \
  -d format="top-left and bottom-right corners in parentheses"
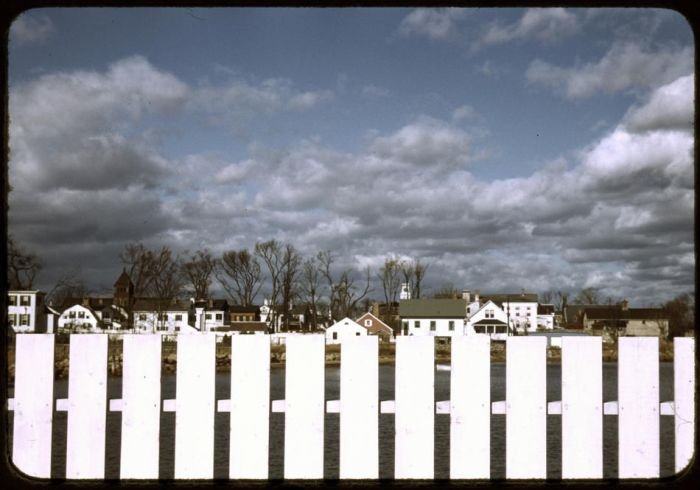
top-left (193, 77), bottom-right (333, 116)
top-left (526, 41), bottom-right (694, 98)
top-left (10, 13), bottom-right (55, 45)
top-left (361, 84), bottom-right (391, 99)
top-left (398, 8), bottom-right (466, 41)
top-left (623, 74), bottom-right (694, 132)
top-left (480, 8), bottom-right (579, 46)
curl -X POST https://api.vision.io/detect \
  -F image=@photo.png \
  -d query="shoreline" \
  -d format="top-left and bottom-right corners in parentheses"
top-left (7, 340), bottom-right (675, 381)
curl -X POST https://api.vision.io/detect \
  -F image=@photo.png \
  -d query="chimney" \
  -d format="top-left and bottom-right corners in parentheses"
top-left (621, 300), bottom-right (629, 311)
top-left (371, 302), bottom-right (379, 317)
top-left (82, 297), bottom-right (89, 306)
top-left (475, 289), bottom-right (480, 303)
top-left (462, 289), bottom-right (471, 302)
top-left (208, 298), bottom-right (213, 308)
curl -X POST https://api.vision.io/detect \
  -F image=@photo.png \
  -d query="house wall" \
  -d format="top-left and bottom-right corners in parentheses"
top-left (8, 291), bottom-right (39, 333)
top-left (133, 310), bottom-right (190, 334)
top-left (503, 301), bottom-right (538, 332)
top-left (537, 314), bottom-right (555, 330)
top-left (204, 310), bottom-right (226, 330)
top-left (57, 305), bottom-right (98, 332)
top-left (626, 319), bottom-right (669, 337)
top-left (325, 319), bottom-right (367, 344)
top-left (403, 317), bottom-right (463, 337)
top-left (467, 302), bottom-right (510, 340)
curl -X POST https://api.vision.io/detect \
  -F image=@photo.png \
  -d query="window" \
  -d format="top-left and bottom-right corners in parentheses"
top-left (332, 332), bottom-right (338, 340)
top-left (486, 309), bottom-right (494, 319)
top-left (430, 321), bottom-right (436, 331)
top-left (69, 311), bottom-right (76, 319)
top-left (175, 327), bottom-right (180, 331)
top-left (8, 295), bottom-right (17, 306)
top-left (78, 311), bottom-right (85, 319)
top-left (448, 321), bottom-right (454, 331)
top-left (414, 321), bottom-right (420, 329)
top-left (157, 325), bottom-right (168, 331)
top-left (8, 314), bottom-right (16, 326)
top-left (139, 314), bottom-right (147, 321)
top-left (20, 314), bottom-right (29, 326)
top-left (365, 319), bottom-right (372, 327)
top-left (356, 332), bottom-right (361, 336)
top-left (20, 295), bottom-right (30, 306)
top-left (205, 314), bottom-right (212, 320)
top-left (216, 313), bottom-right (223, 321)
top-left (175, 314), bottom-right (183, 321)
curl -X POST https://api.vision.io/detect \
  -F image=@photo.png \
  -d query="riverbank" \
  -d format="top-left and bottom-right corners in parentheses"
top-left (7, 337), bottom-right (675, 381)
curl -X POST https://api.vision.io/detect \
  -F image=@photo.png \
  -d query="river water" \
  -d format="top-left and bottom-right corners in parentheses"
top-left (11, 363), bottom-right (676, 480)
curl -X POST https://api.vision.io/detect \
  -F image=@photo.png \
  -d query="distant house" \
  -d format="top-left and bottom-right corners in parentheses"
top-left (57, 303), bottom-right (100, 332)
top-left (132, 299), bottom-right (195, 334)
top-left (582, 301), bottom-right (669, 338)
top-left (325, 317), bottom-right (367, 344)
top-left (229, 305), bottom-right (260, 323)
top-left (218, 322), bottom-right (268, 335)
top-left (537, 304), bottom-right (556, 330)
top-left (355, 311), bottom-right (393, 342)
top-left (7, 290), bottom-right (46, 333)
top-left (465, 300), bottom-right (512, 340)
top-left (260, 300), bottom-right (320, 332)
top-left (399, 298), bottom-right (467, 337)
top-left (195, 298), bottom-right (228, 331)
top-left (479, 292), bottom-right (539, 333)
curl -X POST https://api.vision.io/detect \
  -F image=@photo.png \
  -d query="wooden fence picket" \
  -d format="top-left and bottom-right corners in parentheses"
top-left (561, 336), bottom-right (602, 479)
top-left (450, 335), bottom-right (491, 479)
top-left (284, 334), bottom-right (325, 479)
top-left (673, 337), bottom-right (694, 474)
top-left (618, 337), bottom-right (659, 478)
top-left (11, 334), bottom-right (54, 478)
top-left (229, 335), bottom-right (270, 479)
top-left (339, 335), bottom-right (379, 479)
top-left (65, 334), bottom-right (108, 479)
top-left (505, 336), bottom-right (547, 479)
top-left (173, 333), bottom-right (216, 479)
top-left (7, 333), bottom-right (696, 481)
top-left (120, 334), bottom-right (162, 479)
top-left (395, 336), bottom-right (434, 479)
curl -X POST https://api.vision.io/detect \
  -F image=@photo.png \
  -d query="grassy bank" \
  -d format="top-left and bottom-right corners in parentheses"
top-left (6, 337), bottom-right (675, 381)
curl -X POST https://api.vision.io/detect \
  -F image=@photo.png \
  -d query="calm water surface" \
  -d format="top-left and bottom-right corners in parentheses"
top-left (11, 363), bottom-right (676, 480)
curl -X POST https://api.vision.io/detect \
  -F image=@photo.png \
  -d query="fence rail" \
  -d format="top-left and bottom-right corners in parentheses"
top-left (8, 334), bottom-right (695, 480)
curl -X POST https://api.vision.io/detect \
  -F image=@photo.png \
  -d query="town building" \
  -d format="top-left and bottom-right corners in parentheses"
top-left (355, 311), bottom-right (394, 342)
top-left (399, 298), bottom-right (467, 337)
top-left (8, 290), bottom-right (46, 333)
top-left (325, 317), bottom-right (367, 344)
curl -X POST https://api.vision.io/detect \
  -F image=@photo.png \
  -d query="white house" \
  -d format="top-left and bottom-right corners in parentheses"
top-left (325, 317), bottom-right (367, 344)
top-left (57, 304), bottom-right (100, 332)
top-left (480, 292), bottom-right (539, 333)
top-left (537, 303), bottom-right (556, 330)
top-left (398, 298), bottom-right (467, 337)
top-left (465, 300), bottom-right (512, 341)
top-left (133, 299), bottom-right (195, 334)
top-left (8, 290), bottom-right (45, 333)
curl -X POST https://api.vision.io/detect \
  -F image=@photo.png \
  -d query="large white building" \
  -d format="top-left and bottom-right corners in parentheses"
top-left (325, 317), bottom-right (367, 344)
top-left (7, 290), bottom-right (45, 333)
top-left (399, 298), bottom-right (467, 337)
top-left (479, 292), bottom-right (539, 333)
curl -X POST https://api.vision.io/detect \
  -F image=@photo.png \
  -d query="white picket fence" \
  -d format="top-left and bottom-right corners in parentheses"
top-left (8, 334), bottom-right (695, 480)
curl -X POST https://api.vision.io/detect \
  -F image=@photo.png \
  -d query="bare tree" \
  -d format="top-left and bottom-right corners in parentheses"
top-left (318, 250), bottom-right (372, 321)
top-left (120, 242), bottom-right (155, 298)
top-left (45, 270), bottom-right (89, 306)
top-left (433, 283), bottom-right (461, 299)
top-left (540, 290), bottom-right (553, 304)
top-left (7, 236), bottom-right (42, 290)
top-left (573, 287), bottom-right (601, 305)
top-left (279, 243), bottom-right (302, 331)
top-left (217, 248), bottom-right (262, 306)
top-left (379, 256), bottom-right (402, 324)
top-left (400, 259), bottom-right (415, 297)
top-left (300, 256), bottom-right (321, 331)
top-left (182, 249), bottom-right (217, 300)
top-left (413, 259), bottom-right (428, 299)
top-left (255, 239), bottom-right (284, 332)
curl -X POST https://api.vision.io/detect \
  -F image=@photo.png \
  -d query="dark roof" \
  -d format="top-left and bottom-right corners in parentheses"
top-left (399, 298), bottom-right (467, 318)
top-left (228, 304), bottom-right (259, 314)
top-left (480, 292), bottom-right (538, 305)
top-left (538, 304), bottom-right (555, 314)
top-left (472, 318), bottom-right (508, 326)
top-left (59, 297), bottom-right (114, 311)
top-left (584, 306), bottom-right (667, 321)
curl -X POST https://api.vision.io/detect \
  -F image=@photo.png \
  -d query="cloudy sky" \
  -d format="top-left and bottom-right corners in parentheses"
top-left (7, 7), bottom-right (694, 306)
